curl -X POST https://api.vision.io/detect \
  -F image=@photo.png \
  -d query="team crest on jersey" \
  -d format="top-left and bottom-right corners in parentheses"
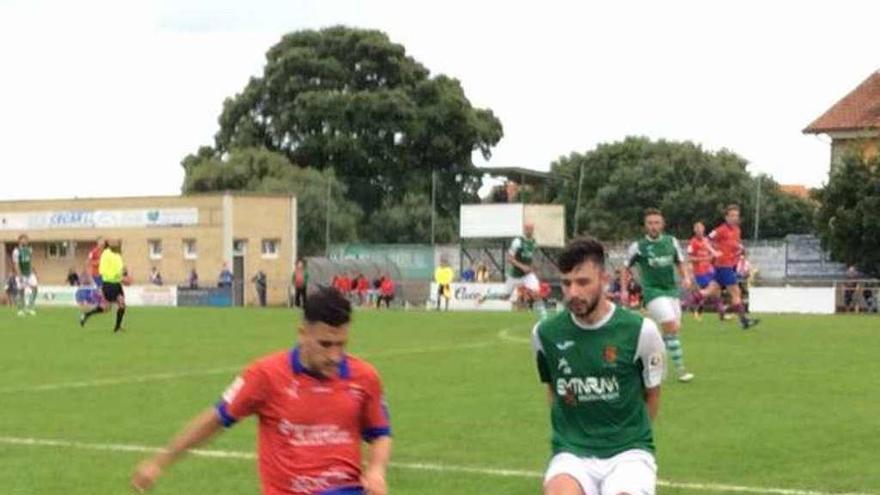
top-left (603, 345), bottom-right (618, 365)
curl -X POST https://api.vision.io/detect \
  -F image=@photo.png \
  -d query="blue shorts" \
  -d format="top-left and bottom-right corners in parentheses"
top-left (695, 273), bottom-right (714, 289)
top-left (714, 267), bottom-right (738, 287)
top-left (320, 488), bottom-right (364, 495)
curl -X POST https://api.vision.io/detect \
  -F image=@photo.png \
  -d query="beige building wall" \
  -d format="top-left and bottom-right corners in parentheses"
top-left (230, 196), bottom-right (297, 306)
top-left (1, 193), bottom-right (296, 306)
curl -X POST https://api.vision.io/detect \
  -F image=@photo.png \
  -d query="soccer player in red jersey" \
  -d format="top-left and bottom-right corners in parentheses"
top-left (686, 221), bottom-right (718, 320)
top-left (87, 237), bottom-right (106, 287)
top-left (696, 205), bottom-right (759, 329)
top-left (131, 288), bottom-right (392, 495)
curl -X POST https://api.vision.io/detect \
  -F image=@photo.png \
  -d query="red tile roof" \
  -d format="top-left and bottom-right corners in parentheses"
top-left (779, 184), bottom-right (810, 200)
top-left (803, 70), bottom-right (880, 134)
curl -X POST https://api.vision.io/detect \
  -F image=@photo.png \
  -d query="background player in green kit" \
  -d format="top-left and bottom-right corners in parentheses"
top-left (533, 238), bottom-right (665, 495)
top-left (627, 208), bottom-right (695, 383)
top-left (480, 222), bottom-right (546, 318)
top-left (11, 234), bottom-right (38, 316)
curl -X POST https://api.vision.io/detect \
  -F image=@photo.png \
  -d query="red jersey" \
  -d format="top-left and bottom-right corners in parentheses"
top-left (709, 223), bottom-right (742, 268)
top-left (687, 236), bottom-right (715, 276)
top-left (379, 278), bottom-right (394, 296)
top-left (356, 277), bottom-right (369, 293)
top-left (217, 349), bottom-right (391, 495)
top-left (88, 245), bottom-right (103, 277)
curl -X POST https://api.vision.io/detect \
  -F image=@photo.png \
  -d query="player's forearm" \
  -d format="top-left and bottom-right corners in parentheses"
top-left (507, 255), bottom-right (530, 273)
top-left (155, 408), bottom-right (223, 468)
top-left (644, 388), bottom-right (660, 421)
top-left (365, 436), bottom-right (392, 472)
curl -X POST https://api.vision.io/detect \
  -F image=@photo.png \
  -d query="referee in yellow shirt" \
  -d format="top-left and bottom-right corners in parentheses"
top-left (434, 257), bottom-right (455, 311)
top-left (80, 241), bottom-right (127, 332)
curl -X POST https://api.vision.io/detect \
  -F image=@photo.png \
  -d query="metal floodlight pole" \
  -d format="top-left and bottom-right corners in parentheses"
top-left (325, 176), bottom-right (332, 256)
top-left (754, 175), bottom-right (762, 241)
top-left (573, 163), bottom-right (585, 238)
top-left (431, 169), bottom-right (437, 245)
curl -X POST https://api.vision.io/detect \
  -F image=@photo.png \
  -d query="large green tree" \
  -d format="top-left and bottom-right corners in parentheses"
top-left (209, 26), bottom-right (502, 234)
top-left (182, 147), bottom-right (362, 256)
top-left (816, 155), bottom-right (880, 277)
top-left (550, 137), bottom-right (816, 241)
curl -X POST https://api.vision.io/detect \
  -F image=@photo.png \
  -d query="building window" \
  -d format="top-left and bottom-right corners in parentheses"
top-left (261, 239), bottom-right (280, 259)
top-left (233, 239), bottom-right (247, 256)
top-left (148, 239), bottom-right (163, 260)
top-left (183, 239), bottom-right (198, 260)
top-left (47, 242), bottom-right (69, 259)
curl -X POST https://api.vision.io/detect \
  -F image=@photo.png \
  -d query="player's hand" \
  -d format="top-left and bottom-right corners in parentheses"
top-left (131, 458), bottom-right (162, 493)
top-left (361, 466), bottom-right (388, 495)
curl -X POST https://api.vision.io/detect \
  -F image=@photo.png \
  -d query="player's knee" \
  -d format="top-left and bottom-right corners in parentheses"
top-left (544, 475), bottom-right (585, 495)
top-left (661, 321), bottom-right (679, 335)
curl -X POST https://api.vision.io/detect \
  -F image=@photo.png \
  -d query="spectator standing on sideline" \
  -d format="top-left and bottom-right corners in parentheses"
top-left (188, 269), bottom-right (199, 289)
top-left (292, 259), bottom-right (309, 308)
top-left (218, 263), bottom-right (233, 288)
top-left (149, 267), bottom-right (163, 286)
top-left (67, 268), bottom-right (81, 287)
top-left (252, 270), bottom-right (267, 307)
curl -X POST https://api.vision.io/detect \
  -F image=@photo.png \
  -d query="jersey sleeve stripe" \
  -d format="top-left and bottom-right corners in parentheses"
top-left (215, 401), bottom-right (238, 428)
top-left (362, 426), bottom-right (392, 441)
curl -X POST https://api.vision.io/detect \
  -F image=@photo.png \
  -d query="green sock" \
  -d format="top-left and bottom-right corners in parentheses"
top-left (28, 288), bottom-right (37, 309)
top-left (663, 335), bottom-right (685, 372)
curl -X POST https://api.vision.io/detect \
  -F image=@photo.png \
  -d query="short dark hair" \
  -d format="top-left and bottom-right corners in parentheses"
top-left (644, 207), bottom-right (663, 218)
top-left (725, 204), bottom-right (740, 214)
top-left (558, 237), bottom-right (606, 273)
top-left (304, 287), bottom-right (352, 327)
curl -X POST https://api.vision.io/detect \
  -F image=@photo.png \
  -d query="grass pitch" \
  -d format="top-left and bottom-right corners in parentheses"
top-left (1, 307), bottom-right (877, 494)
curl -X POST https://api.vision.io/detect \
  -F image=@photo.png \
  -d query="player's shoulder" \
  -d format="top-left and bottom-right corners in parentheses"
top-left (535, 309), bottom-right (570, 336)
top-left (344, 354), bottom-right (383, 382)
top-left (247, 349), bottom-right (291, 375)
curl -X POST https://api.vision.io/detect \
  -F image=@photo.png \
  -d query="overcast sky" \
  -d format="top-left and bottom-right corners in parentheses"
top-left (1, 0), bottom-right (877, 201)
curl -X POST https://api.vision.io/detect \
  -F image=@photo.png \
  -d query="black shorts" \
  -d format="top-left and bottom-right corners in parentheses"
top-left (101, 282), bottom-right (124, 303)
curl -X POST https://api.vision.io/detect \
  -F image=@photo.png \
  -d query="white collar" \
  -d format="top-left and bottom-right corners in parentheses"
top-left (569, 303), bottom-right (616, 330)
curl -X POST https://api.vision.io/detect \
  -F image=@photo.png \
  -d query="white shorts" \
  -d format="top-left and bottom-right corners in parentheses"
top-left (544, 449), bottom-right (657, 495)
top-left (646, 296), bottom-right (681, 326)
top-left (506, 272), bottom-right (540, 298)
top-left (15, 274), bottom-right (38, 289)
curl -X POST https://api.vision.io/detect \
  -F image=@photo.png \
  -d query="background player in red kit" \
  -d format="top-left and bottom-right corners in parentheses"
top-left (695, 204), bottom-right (759, 329)
top-left (131, 288), bottom-right (392, 495)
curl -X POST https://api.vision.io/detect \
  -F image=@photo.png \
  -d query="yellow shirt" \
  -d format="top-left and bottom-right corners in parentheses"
top-left (434, 266), bottom-right (454, 285)
top-left (99, 249), bottom-right (124, 283)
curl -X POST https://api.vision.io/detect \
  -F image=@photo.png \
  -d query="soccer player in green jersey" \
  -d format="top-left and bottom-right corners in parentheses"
top-left (627, 208), bottom-right (694, 382)
top-left (480, 222), bottom-right (545, 318)
top-left (11, 234), bottom-right (38, 316)
top-left (626, 208), bottom-right (694, 382)
top-left (533, 237), bottom-right (665, 495)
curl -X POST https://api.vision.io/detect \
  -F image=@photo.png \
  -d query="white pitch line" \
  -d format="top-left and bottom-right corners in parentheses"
top-left (497, 326), bottom-right (531, 344)
top-left (0, 341), bottom-right (494, 395)
top-left (0, 436), bottom-right (873, 495)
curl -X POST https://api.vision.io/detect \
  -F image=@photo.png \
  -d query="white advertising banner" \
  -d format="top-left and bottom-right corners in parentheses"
top-left (428, 282), bottom-right (513, 311)
top-left (459, 204), bottom-right (524, 238)
top-left (749, 287), bottom-right (836, 314)
top-left (124, 286), bottom-right (178, 307)
top-left (35, 285), bottom-right (177, 307)
top-left (0, 208), bottom-right (198, 231)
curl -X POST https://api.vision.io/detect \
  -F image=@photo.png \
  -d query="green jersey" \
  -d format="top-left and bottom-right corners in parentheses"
top-left (627, 234), bottom-right (685, 304)
top-left (508, 236), bottom-right (537, 278)
top-left (532, 305), bottom-right (665, 458)
top-left (12, 246), bottom-right (33, 276)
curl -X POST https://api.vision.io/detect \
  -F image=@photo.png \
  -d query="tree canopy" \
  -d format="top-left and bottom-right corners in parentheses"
top-left (816, 154), bottom-right (880, 277)
top-left (549, 137), bottom-right (816, 241)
